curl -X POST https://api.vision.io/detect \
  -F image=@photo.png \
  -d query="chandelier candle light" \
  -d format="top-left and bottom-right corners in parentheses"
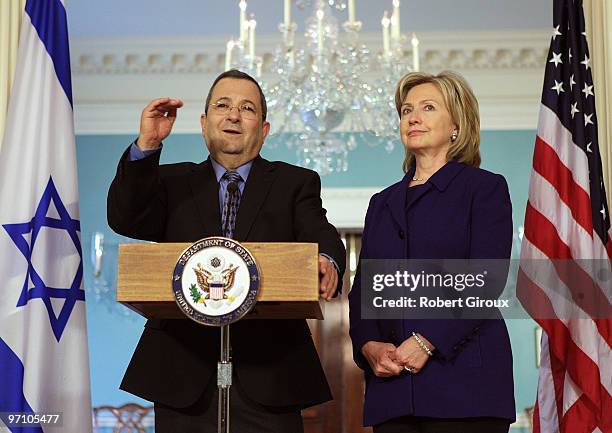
top-left (411, 32), bottom-right (420, 73)
top-left (239, 0), bottom-right (247, 42)
top-left (348, 0), bottom-right (356, 24)
top-left (316, 9), bottom-right (324, 57)
top-left (224, 0), bottom-right (263, 79)
top-left (391, 0), bottom-right (400, 41)
top-left (225, 0), bottom-right (420, 175)
top-left (248, 15), bottom-right (257, 68)
top-left (284, 0), bottom-right (291, 27)
top-left (382, 11), bottom-right (391, 58)
top-left (225, 40), bottom-right (234, 71)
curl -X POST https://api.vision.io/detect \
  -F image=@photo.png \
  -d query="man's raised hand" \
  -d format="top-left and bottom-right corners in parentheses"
top-left (136, 97), bottom-right (184, 150)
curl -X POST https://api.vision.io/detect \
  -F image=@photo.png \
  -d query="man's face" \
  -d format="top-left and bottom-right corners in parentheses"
top-left (200, 78), bottom-right (270, 167)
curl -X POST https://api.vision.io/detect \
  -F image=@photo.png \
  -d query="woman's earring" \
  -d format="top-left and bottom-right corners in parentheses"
top-left (450, 130), bottom-right (458, 142)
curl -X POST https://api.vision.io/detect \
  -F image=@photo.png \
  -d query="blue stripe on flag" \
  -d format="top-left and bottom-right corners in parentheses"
top-left (0, 337), bottom-right (43, 433)
top-left (25, 0), bottom-right (73, 106)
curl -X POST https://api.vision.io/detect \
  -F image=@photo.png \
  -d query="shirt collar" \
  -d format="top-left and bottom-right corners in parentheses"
top-left (404, 160), bottom-right (466, 192)
top-left (210, 157), bottom-right (254, 183)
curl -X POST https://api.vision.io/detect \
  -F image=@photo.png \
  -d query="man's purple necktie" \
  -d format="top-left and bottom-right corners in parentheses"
top-left (221, 170), bottom-right (242, 238)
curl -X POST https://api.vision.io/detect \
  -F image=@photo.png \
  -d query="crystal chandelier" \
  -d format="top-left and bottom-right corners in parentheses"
top-left (225, 0), bottom-right (419, 175)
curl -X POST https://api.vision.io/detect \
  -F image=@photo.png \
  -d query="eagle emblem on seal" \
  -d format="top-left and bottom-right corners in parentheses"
top-left (190, 254), bottom-right (238, 303)
top-left (173, 237), bottom-right (260, 325)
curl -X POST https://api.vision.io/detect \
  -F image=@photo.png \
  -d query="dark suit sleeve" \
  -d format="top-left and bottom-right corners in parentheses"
top-left (293, 170), bottom-right (346, 292)
top-left (349, 195), bottom-right (382, 372)
top-left (413, 174), bottom-right (513, 359)
top-left (107, 145), bottom-right (167, 242)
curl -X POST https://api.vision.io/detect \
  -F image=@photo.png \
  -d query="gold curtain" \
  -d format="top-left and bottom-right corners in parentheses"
top-left (0, 0), bottom-right (25, 151)
top-left (583, 0), bottom-right (612, 211)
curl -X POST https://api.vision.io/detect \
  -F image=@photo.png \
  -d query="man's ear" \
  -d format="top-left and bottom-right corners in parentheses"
top-left (200, 113), bottom-right (207, 135)
top-left (261, 120), bottom-right (271, 142)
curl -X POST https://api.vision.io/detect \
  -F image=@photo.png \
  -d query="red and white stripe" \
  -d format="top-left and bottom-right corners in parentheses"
top-left (210, 285), bottom-right (224, 300)
top-left (519, 104), bottom-right (612, 433)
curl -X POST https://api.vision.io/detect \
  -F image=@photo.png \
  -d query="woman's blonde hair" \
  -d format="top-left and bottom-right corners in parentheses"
top-left (394, 70), bottom-right (481, 172)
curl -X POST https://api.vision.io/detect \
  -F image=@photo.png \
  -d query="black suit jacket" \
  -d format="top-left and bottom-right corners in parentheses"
top-left (107, 147), bottom-right (346, 409)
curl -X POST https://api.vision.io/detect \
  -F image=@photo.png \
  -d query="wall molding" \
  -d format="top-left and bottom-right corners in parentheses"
top-left (72, 30), bottom-right (549, 134)
top-left (321, 187), bottom-right (380, 228)
top-left (72, 31), bottom-right (548, 75)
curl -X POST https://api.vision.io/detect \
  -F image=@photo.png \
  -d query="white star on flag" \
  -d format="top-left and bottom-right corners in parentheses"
top-left (587, 142), bottom-right (592, 153)
top-left (570, 102), bottom-right (580, 119)
top-left (552, 80), bottom-right (564, 95)
top-left (581, 54), bottom-right (591, 70)
top-left (569, 74), bottom-right (576, 90)
top-left (552, 25), bottom-right (562, 40)
top-left (584, 112), bottom-right (594, 126)
top-left (549, 51), bottom-right (563, 67)
top-left (582, 83), bottom-right (594, 98)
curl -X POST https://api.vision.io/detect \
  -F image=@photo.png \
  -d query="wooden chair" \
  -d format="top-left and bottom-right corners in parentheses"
top-left (92, 403), bottom-right (153, 433)
top-left (525, 405), bottom-right (535, 430)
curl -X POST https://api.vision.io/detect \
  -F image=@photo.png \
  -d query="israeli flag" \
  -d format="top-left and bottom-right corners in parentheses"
top-left (0, 1), bottom-right (92, 432)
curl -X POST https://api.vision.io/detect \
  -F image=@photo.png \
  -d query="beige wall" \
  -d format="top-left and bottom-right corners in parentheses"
top-left (0, 0), bottom-right (25, 150)
top-left (584, 0), bottom-right (612, 211)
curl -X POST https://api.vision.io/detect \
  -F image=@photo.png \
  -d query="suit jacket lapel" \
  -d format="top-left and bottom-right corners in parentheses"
top-left (386, 161), bottom-right (464, 221)
top-left (189, 159), bottom-right (223, 236)
top-left (233, 156), bottom-right (276, 241)
top-left (384, 169), bottom-right (411, 230)
top-left (405, 184), bottom-right (432, 212)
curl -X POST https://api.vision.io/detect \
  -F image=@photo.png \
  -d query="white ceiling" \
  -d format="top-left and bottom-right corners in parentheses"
top-left (66, 0), bottom-right (552, 39)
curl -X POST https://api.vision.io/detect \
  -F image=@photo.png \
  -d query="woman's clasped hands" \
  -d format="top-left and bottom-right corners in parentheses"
top-left (361, 334), bottom-right (435, 377)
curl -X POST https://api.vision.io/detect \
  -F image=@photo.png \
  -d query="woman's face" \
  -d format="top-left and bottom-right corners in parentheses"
top-left (399, 83), bottom-right (456, 156)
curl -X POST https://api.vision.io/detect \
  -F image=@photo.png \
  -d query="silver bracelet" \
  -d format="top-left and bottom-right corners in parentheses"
top-left (412, 332), bottom-right (433, 356)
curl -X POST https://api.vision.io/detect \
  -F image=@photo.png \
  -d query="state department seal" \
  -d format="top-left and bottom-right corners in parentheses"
top-left (172, 237), bottom-right (260, 326)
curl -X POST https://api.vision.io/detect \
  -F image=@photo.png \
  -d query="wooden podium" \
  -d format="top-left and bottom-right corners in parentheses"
top-left (117, 240), bottom-right (325, 433)
top-left (116, 242), bottom-right (324, 320)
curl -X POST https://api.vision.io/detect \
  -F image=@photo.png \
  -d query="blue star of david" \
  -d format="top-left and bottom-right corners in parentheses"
top-left (2, 177), bottom-right (84, 342)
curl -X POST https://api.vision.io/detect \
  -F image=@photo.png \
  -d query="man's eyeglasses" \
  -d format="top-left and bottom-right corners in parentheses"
top-left (209, 101), bottom-right (258, 120)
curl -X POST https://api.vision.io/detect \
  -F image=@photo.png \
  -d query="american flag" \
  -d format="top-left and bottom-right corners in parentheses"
top-left (517, 0), bottom-right (612, 432)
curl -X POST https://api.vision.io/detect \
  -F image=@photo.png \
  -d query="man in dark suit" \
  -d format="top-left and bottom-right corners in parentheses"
top-left (107, 69), bottom-right (346, 433)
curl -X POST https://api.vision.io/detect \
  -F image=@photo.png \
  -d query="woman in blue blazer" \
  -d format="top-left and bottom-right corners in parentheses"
top-left (349, 71), bottom-right (515, 433)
